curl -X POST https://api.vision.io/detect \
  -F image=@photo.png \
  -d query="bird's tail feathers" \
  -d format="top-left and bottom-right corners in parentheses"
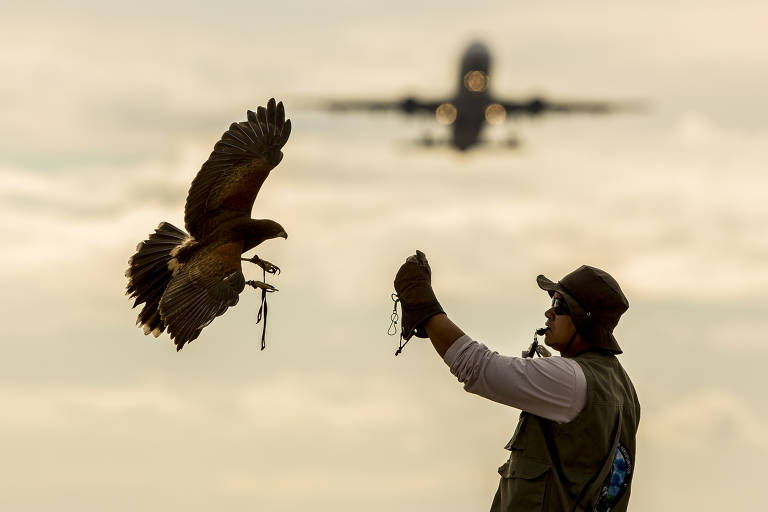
top-left (126, 222), bottom-right (190, 337)
top-left (169, 236), bottom-right (198, 271)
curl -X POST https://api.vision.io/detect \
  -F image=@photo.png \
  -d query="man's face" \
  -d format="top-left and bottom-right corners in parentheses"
top-left (543, 292), bottom-right (578, 353)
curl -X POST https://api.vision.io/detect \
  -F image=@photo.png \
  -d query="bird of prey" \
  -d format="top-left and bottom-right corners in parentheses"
top-left (125, 98), bottom-right (291, 351)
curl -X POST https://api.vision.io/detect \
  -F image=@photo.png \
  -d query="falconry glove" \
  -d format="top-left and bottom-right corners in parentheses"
top-left (394, 250), bottom-right (444, 341)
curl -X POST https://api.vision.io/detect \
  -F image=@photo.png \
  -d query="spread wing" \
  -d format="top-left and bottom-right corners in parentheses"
top-left (159, 243), bottom-right (247, 350)
top-left (184, 98), bottom-right (291, 240)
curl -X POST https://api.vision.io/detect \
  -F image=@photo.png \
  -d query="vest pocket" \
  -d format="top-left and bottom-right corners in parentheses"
top-left (496, 457), bottom-right (551, 511)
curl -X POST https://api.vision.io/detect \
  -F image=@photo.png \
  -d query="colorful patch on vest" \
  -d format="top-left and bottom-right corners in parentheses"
top-left (593, 442), bottom-right (633, 512)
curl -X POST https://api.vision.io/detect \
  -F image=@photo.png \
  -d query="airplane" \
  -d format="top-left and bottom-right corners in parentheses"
top-left (319, 41), bottom-right (642, 151)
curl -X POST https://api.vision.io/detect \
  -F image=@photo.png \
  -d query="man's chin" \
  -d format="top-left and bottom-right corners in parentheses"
top-left (543, 335), bottom-right (558, 350)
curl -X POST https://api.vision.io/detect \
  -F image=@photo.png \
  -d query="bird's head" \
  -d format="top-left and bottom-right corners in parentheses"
top-left (246, 219), bottom-right (287, 245)
top-left (240, 219), bottom-right (287, 254)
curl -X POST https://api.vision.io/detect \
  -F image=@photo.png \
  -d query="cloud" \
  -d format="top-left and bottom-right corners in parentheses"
top-left (235, 373), bottom-right (432, 431)
top-left (0, 382), bottom-right (201, 433)
top-left (642, 389), bottom-right (768, 453)
top-left (631, 388), bottom-right (768, 511)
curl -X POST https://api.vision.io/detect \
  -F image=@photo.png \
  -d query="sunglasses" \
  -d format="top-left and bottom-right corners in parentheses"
top-left (551, 297), bottom-right (571, 316)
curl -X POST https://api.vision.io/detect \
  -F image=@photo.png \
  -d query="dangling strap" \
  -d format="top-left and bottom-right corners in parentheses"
top-left (570, 410), bottom-right (624, 512)
top-left (256, 268), bottom-right (268, 350)
top-left (388, 293), bottom-right (409, 356)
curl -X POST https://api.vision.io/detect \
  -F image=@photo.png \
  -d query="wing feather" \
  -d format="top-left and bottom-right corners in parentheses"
top-left (223, 127), bottom-right (251, 146)
top-left (184, 98), bottom-right (291, 240)
top-left (276, 102), bottom-right (285, 131)
top-left (279, 119), bottom-right (292, 147)
top-left (159, 244), bottom-right (247, 350)
top-left (267, 99), bottom-right (277, 135)
top-left (246, 109), bottom-right (261, 136)
top-left (257, 105), bottom-right (268, 134)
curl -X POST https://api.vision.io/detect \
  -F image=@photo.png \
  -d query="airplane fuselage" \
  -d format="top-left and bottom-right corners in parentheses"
top-left (451, 42), bottom-right (492, 151)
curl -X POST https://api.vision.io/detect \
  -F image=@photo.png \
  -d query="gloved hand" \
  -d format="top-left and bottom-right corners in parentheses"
top-left (394, 250), bottom-right (444, 341)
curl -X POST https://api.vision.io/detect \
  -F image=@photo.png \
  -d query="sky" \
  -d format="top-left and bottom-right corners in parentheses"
top-left (1, 1), bottom-right (767, 510)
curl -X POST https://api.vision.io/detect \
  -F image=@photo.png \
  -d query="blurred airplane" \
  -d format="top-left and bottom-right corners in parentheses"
top-left (319, 41), bottom-right (642, 151)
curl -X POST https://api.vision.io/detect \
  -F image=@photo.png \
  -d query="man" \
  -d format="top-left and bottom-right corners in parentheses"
top-left (394, 251), bottom-right (640, 512)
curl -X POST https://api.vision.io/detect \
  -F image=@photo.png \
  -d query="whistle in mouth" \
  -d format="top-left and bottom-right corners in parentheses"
top-left (524, 328), bottom-right (552, 358)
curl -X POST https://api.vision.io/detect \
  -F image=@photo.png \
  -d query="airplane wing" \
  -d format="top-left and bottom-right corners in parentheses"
top-left (495, 96), bottom-right (645, 117)
top-left (322, 96), bottom-right (445, 115)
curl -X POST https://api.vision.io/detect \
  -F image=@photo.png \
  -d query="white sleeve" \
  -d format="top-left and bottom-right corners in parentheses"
top-left (443, 334), bottom-right (587, 424)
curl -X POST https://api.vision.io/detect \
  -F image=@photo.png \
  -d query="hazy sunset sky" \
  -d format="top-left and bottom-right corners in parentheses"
top-left (1, 1), bottom-right (767, 510)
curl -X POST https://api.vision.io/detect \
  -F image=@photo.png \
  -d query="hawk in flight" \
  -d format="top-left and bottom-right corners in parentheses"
top-left (126, 98), bottom-right (291, 350)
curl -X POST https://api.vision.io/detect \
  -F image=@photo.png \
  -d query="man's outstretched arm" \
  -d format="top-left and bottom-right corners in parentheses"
top-left (423, 313), bottom-right (465, 358)
top-left (419, 310), bottom-right (586, 423)
top-left (393, 251), bottom-right (585, 423)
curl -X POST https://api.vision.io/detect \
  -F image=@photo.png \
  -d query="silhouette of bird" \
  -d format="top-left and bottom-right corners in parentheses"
top-left (125, 98), bottom-right (291, 350)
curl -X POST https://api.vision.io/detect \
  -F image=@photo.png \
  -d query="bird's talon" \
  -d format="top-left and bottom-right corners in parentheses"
top-left (244, 255), bottom-right (281, 275)
top-left (246, 280), bottom-right (278, 293)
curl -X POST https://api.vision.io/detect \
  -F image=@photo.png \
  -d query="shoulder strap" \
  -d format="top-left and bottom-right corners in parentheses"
top-left (570, 408), bottom-right (623, 512)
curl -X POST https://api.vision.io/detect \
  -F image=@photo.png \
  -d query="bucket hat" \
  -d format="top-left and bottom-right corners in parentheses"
top-left (537, 265), bottom-right (629, 354)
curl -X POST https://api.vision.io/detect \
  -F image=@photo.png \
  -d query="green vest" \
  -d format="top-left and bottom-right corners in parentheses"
top-left (490, 350), bottom-right (640, 512)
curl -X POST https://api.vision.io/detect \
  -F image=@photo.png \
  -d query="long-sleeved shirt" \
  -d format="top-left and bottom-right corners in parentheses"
top-left (443, 334), bottom-right (587, 424)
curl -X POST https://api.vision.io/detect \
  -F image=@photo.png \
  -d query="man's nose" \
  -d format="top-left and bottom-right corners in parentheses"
top-left (545, 308), bottom-right (554, 320)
